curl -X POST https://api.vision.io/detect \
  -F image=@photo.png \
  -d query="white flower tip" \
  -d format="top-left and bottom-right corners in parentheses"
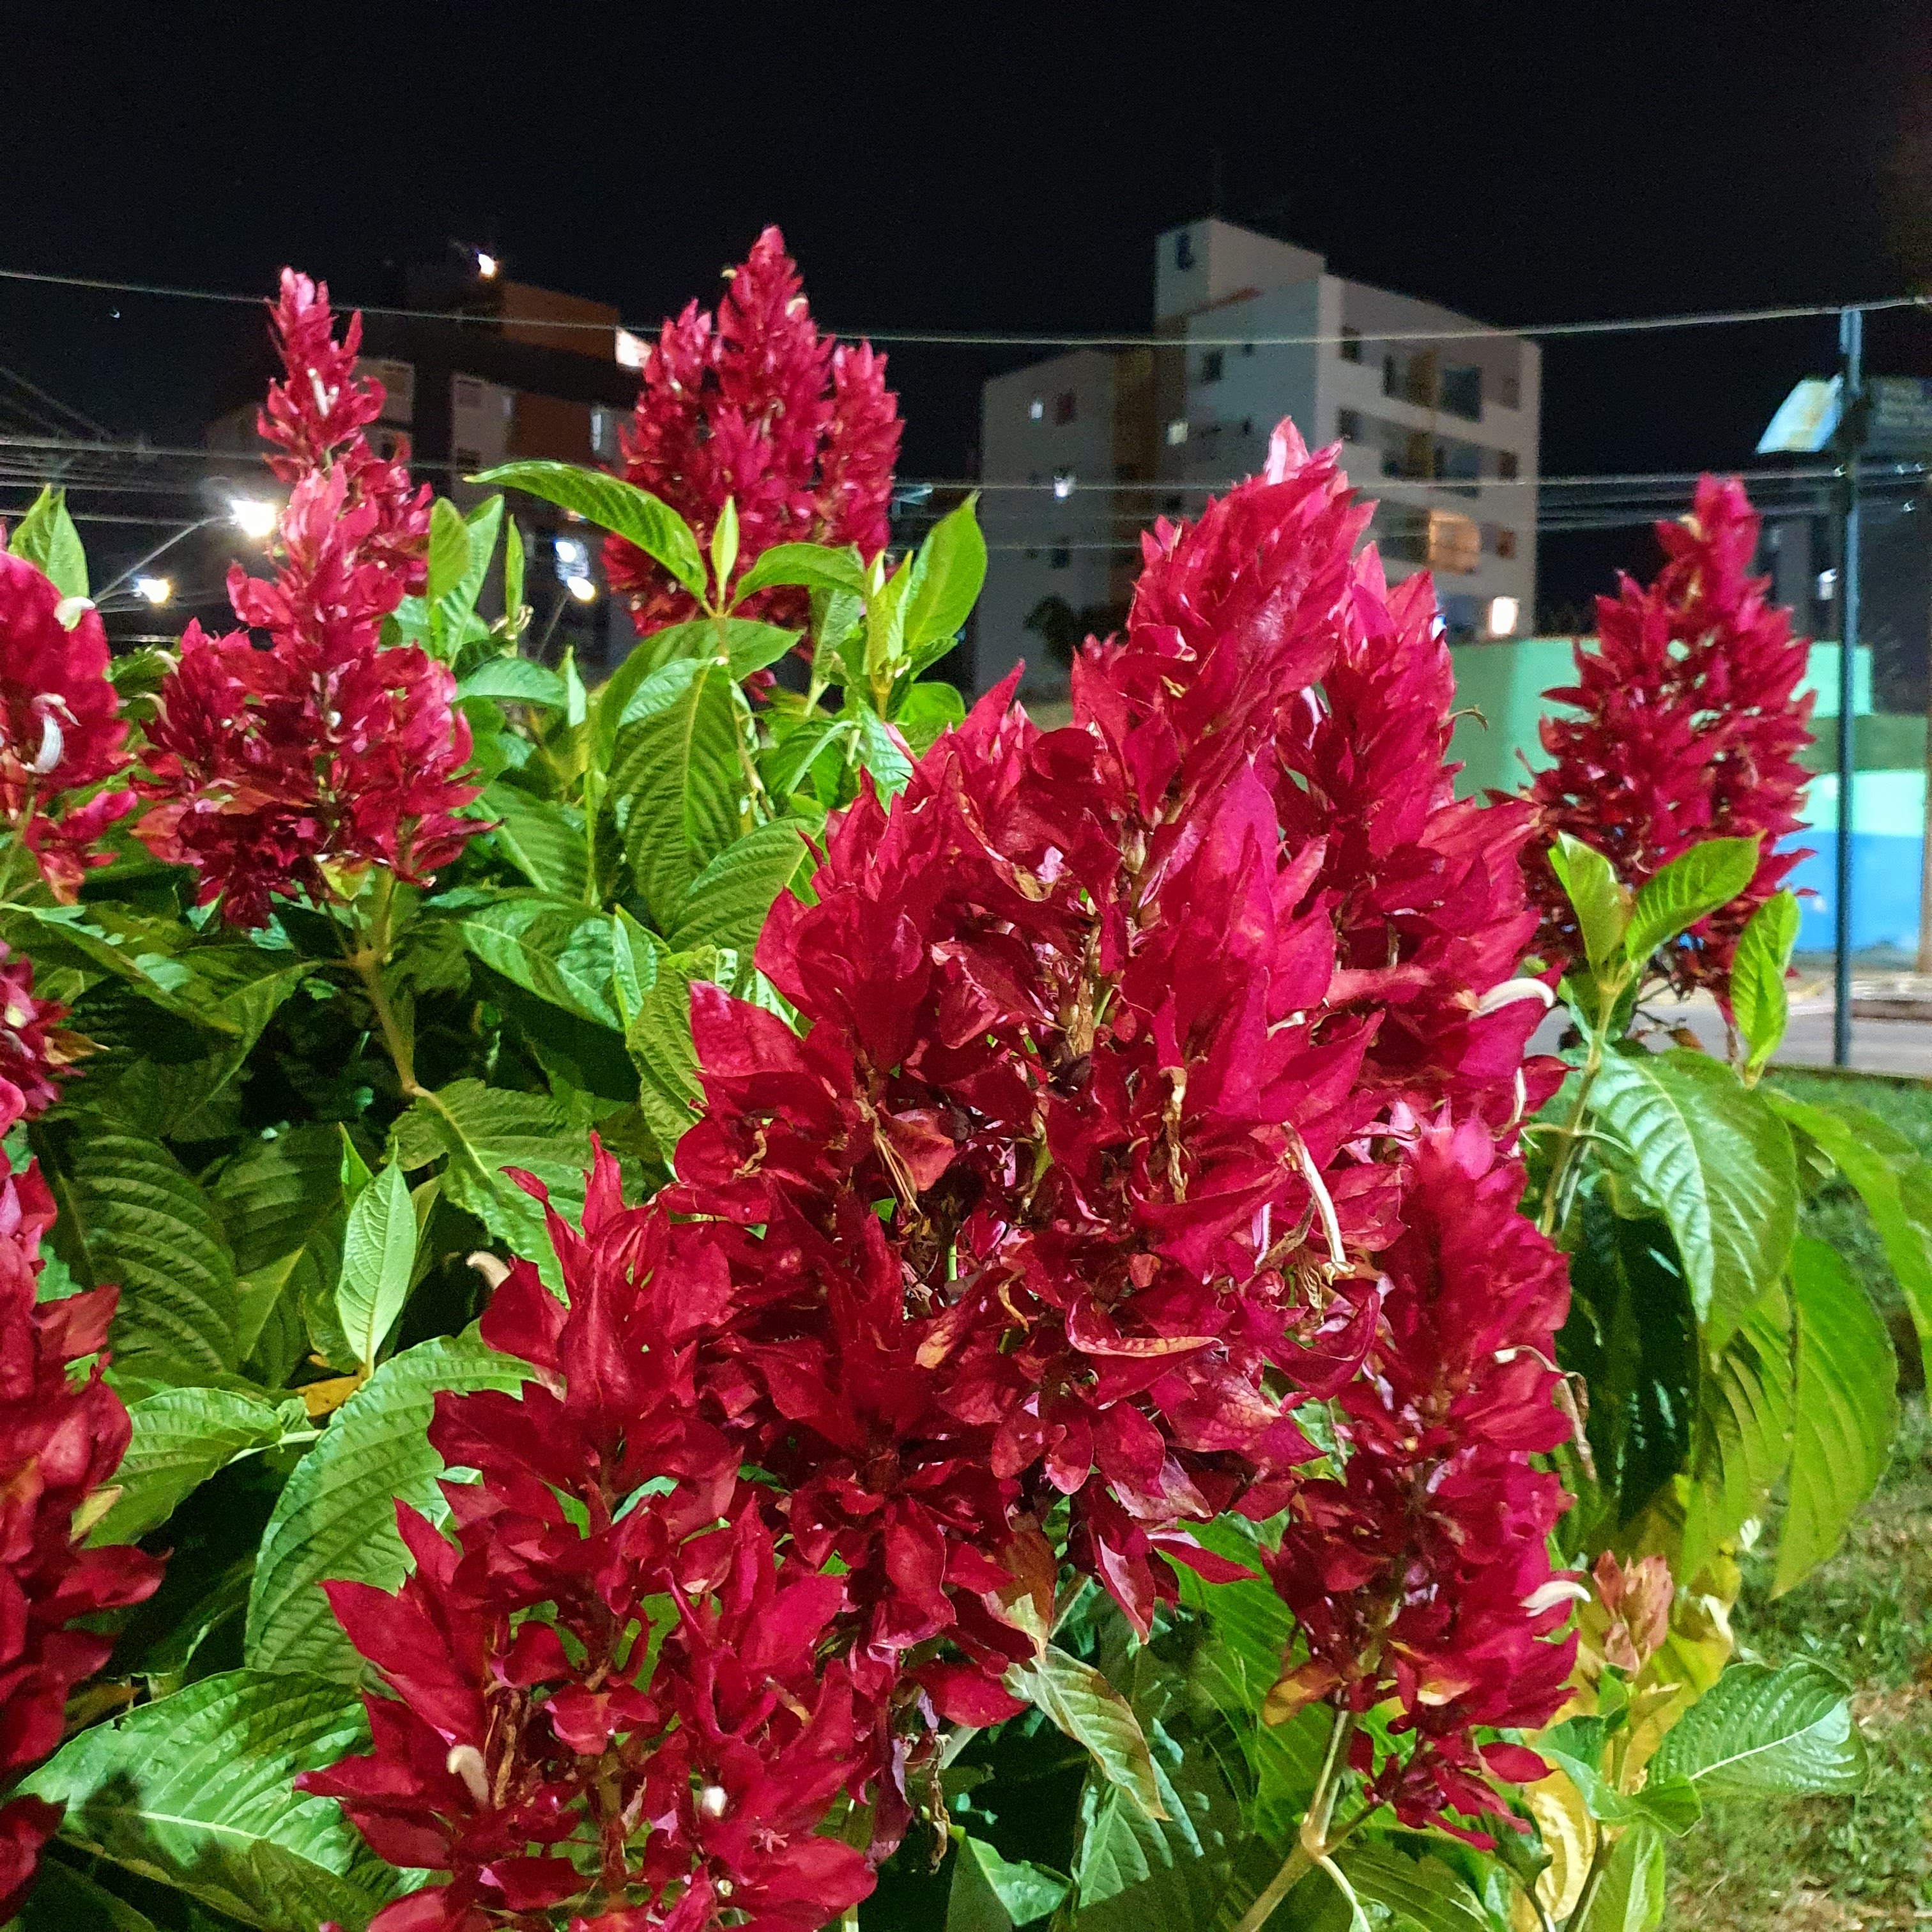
top-left (699, 1782), bottom-right (729, 1819)
top-left (445, 1742), bottom-right (490, 1807)
top-left (1522, 1577), bottom-right (1593, 1615)
top-left (1477, 977), bottom-right (1556, 1016)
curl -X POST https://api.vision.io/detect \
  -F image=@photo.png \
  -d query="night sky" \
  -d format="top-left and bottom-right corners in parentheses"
top-left (5, 1), bottom-right (1931, 608)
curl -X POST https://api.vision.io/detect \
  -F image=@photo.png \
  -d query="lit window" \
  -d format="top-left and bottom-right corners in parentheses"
top-left (1029, 396), bottom-right (1045, 421)
top-left (1052, 470), bottom-right (1075, 500)
top-left (1165, 418), bottom-right (1189, 447)
top-left (1487, 595), bottom-right (1519, 637)
top-left (1199, 349), bottom-right (1224, 384)
top-left (1054, 391), bottom-right (1077, 425)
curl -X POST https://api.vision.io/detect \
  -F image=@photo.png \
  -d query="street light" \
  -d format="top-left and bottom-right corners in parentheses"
top-left (564, 575), bottom-right (597, 603)
top-left (227, 496), bottom-right (278, 540)
top-left (132, 576), bottom-right (172, 606)
top-left (477, 251), bottom-right (500, 280)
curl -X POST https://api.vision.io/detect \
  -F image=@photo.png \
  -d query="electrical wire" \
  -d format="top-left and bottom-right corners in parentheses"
top-left (0, 262), bottom-right (1925, 349)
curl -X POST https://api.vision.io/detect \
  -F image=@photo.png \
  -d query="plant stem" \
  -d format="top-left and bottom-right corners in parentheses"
top-left (348, 871), bottom-right (423, 1099)
top-left (1231, 1706), bottom-right (1357, 1932)
top-left (1536, 1026), bottom-right (1606, 1237)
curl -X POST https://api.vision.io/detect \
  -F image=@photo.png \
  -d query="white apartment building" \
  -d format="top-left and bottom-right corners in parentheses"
top-left (975, 219), bottom-right (1540, 693)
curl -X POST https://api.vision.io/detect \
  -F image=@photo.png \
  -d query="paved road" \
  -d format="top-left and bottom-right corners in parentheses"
top-left (1528, 996), bottom-right (1932, 1078)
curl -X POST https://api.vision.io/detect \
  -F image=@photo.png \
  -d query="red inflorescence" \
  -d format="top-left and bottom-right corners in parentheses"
top-left (0, 1159), bottom-right (162, 1917)
top-left (1528, 474), bottom-right (1814, 998)
top-left (136, 271), bottom-right (479, 927)
top-left (0, 551), bottom-right (134, 902)
top-left (317, 422), bottom-right (1576, 1925)
top-left (604, 227), bottom-right (901, 632)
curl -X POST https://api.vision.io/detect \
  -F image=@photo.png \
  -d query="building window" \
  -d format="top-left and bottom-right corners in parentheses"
top-left (1029, 396), bottom-right (1045, 421)
top-left (1165, 418), bottom-right (1189, 446)
top-left (1163, 495), bottom-right (1183, 516)
top-left (1339, 326), bottom-right (1362, 364)
top-left (1200, 348), bottom-right (1225, 383)
top-left (1439, 364), bottom-right (1483, 421)
top-left (1337, 408), bottom-right (1361, 443)
top-left (1496, 528), bottom-right (1517, 559)
top-left (1239, 418), bottom-right (1254, 437)
top-left (1050, 544), bottom-right (1071, 570)
top-left (1054, 390), bottom-right (1077, 425)
top-left (1241, 341), bottom-right (1255, 357)
top-left (1175, 231), bottom-right (1196, 272)
top-left (1499, 450), bottom-right (1519, 480)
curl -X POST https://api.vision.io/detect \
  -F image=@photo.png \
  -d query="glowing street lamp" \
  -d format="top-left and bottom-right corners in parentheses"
top-left (132, 576), bottom-right (172, 606)
top-left (227, 497), bottom-right (279, 540)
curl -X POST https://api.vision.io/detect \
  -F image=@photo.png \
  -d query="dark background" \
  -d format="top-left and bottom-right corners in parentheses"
top-left (4, 1), bottom-right (1931, 606)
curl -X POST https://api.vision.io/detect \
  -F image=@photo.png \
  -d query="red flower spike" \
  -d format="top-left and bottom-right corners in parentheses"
top-left (0, 1158), bottom-right (163, 1915)
top-left (318, 417), bottom-right (1579, 1872)
top-left (605, 228), bottom-right (901, 632)
top-left (0, 551), bottom-right (132, 901)
top-left (1528, 475), bottom-right (1814, 1000)
top-left (136, 271), bottom-right (474, 926)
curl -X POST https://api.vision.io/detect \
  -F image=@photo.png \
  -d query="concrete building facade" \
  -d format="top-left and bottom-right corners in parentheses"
top-left (975, 219), bottom-right (1541, 694)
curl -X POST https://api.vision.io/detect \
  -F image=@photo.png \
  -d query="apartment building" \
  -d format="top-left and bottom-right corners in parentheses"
top-left (976, 219), bottom-right (1540, 693)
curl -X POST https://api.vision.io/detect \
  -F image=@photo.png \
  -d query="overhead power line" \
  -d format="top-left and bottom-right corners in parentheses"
top-left (0, 262), bottom-right (1925, 350)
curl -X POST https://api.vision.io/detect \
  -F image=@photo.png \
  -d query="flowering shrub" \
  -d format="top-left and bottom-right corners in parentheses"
top-left (0, 258), bottom-right (1897, 1932)
top-left (604, 226), bottom-right (901, 629)
top-left (1528, 475), bottom-right (1813, 1000)
top-left (135, 271), bottom-right (476, 928)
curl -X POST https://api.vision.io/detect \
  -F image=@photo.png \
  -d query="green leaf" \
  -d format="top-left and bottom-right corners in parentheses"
top-left (245, 1331), bottom-right (529, 1680)
top-left (1008, 1642), bottom-right (1165, 1821)
top-left (1561, 1197), bottom-right (1700, 1529)
top-left (438, 493), bottom-right (505, 647)
top-left (1622, 836), bottom-right (1760, 967)
top-left (12, 1857), bottom-right (163, 1930)
top-left (1536, 1719), bottom-right (1702, 1834)
top-left (209, 1124), bottom-right (346, 1365)
top-left (1760, 1089), bottom-right (1932, 1390)
top-left (732, 539), bottom-right (868, 602)
top-left (91, 1386), bottom-right (305, 1544)
top-left (7, 486), bottom-right (89, 599)
top-left (947, 1835), bottom-right (1070, 1931)
top-left (1071, 1718), bottom-right (1240, 1931)
top-left (1586, 1048), bottom-right (1797, 1355)
top-left (670, 820), bottom-right (807, 956)
top-left (610, 905), bottom-right (659, 1028)
top-left (44, 1128), bottom-right (237, 1383)
top-left (1174, 1519), bottom-right (1328, 1837)
top-left (470, 459), bottom-right (705, 600)
top-left (1577, 1821), bottom-right (1665, 1932)
top-left (1651, 1656), bottom-right (1867, 1797)
top-left (903, 494), bottom-right (988, 647)
top-left (503, 512), bottom-right (525, 622)
top-left (894, 678), bottom-right (967, 753)
top-left (1730, 890), bottom-right (1799, 1077)
top-left (853, 709), bottom-right (914, 797)
top-left (335, 1162), bottom-right (417, 1372)
top-left (762, 716), bottom-right (855, 797)
top-left (1775, 1234), bottom-right (1897, 1593)
top-left (424, 494), bottom-right (471, 606)
top-left (1334, 1843), bottom-right (1494, 1932)
top-left (611, 657), bottom-right (742, 928)
top-left (456, 656), bottom-right (568, 707)
top-left (723, 618), bottom-right (802, 681)
top-left (450, 893), bottom-right (620, 1027)
top-left (1680, 1278), bottom-right (1794, 1577)
top-left (391, 1080), bottom-right (590, 1291)
top-left (479, 782), bottom-right (589, 900)
top-left (710, 494), bottom-right (740, 595)
top-left (1549, 832), bottom-right (1630, 972)
top-left (625, 951), bottom-right (709, 1154)
top-left (20, 1668), bottom-right (406, 1930)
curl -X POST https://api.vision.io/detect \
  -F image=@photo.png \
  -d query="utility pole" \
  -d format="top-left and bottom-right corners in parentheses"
top-left (1834, 306), bottom-right (1863, 1067)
